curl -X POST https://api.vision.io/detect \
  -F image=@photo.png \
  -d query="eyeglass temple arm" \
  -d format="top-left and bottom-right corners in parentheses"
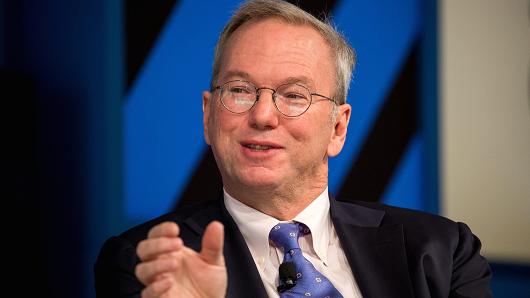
top-left (311, 93), bottom-right (338, 104)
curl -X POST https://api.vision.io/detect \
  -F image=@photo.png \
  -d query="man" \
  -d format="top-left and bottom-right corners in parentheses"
top-left (95, 1), bottom-right (492, 297)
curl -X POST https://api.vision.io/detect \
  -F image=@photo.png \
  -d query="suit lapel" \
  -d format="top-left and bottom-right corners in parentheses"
top-left (330, 199), bottom-right (415, 298)
top-left (182, 200), bottom-right (268, 298)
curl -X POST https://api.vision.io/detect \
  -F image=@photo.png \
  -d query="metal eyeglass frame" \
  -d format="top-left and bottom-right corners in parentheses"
top-left (212, 79), bottom-right (337, 117)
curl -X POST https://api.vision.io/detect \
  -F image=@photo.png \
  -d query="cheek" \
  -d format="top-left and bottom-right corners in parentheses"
top-left (286, 120), bottom-right (331, 156)
top-left (209, 111), bottom-right (240, 148)
top-left (290, 112), bottom-right (333, 140)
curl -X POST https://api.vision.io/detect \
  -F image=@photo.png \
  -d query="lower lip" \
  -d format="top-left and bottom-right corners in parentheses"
top-left (241, 144), bottom-right (281, 158)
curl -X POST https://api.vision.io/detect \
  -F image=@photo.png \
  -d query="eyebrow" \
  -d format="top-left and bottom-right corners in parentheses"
top-left (221, 70), bottom-right (251, 82)
top-left (221, 71), bottom-right (316, 90)
top-left (281, 76), bottom-right (316, 90)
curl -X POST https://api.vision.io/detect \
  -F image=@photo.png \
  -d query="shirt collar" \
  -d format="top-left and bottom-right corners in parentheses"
top-left (292, 188), bottom-right (332, 264)
top-left (223, 190), bottom-right (279, 264)
top-left (223, 188), bottom-right (332, 264)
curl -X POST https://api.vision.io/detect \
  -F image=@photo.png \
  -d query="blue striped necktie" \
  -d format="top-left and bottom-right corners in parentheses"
top-left (269, 222), bottom-right (344, 298)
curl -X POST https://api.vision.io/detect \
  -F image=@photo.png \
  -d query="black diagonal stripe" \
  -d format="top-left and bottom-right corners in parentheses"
top-left (125, 0), bottom-right (178, 89)
top-left (173, 0), bottom-right (341, 209)
top-left (286, 0), bottom-right (340, 20)
top-left (337, 44), bottom-right (419, 202)
top-left (174, 148), bottom-right (224, 208)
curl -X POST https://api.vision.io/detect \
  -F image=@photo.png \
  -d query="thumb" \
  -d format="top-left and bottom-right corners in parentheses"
top-left (200, 221), bottom-right (225, 266)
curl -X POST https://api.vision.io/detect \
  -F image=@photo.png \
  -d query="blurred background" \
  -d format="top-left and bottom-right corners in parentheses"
top-left (3, 0), bottom-right (529, 297)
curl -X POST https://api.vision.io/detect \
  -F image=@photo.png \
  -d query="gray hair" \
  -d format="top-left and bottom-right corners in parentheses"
top-left (211, 0), bottom-right (356, 104)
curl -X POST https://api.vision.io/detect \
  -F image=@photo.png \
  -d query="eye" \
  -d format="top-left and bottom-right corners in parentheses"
top-left (277, 84), bottom-right (310, 103)
top-left (284, 92), bottom-right (308, 100)
top-left (229, 84), bottom-right (252, 94)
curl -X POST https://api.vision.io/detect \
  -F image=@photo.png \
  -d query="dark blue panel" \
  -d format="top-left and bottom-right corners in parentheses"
top-left (419, 0), bottom-right (440, 214)
top-left (490, 262), bottom-right (530, 298)
top-left (5, 1), bottom-right (125, 297)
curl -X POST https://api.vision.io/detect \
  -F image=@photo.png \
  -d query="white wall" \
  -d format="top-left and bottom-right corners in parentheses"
top-left (440, 0), bottom-right (530, 262)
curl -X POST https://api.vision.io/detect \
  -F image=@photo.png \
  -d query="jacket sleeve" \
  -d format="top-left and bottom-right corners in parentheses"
top-left (450, 222), bottom-right (493, 298)
top-left (94, 236), bottom-right (144, 298)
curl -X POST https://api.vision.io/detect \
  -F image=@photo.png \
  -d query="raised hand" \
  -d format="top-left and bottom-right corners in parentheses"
top-left (135, 221), bottom-right (227, 298)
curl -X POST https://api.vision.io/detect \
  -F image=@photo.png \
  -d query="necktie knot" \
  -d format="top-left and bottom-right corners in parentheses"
top-left (269, 222), bottom-right (309, 252)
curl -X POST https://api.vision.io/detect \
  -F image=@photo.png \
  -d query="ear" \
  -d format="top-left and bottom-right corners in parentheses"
top-left (327, 103), bottom-right (351, 157)
top-left (203, 91), bottom-right (212, 145)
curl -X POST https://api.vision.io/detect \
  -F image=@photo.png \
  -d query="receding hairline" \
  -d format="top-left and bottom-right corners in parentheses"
top-left (213, 16), bottom-right (336, 85)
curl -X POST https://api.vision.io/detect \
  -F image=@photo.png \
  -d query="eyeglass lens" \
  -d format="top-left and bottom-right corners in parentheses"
top-left (220, 81), bottom-right (311, 117)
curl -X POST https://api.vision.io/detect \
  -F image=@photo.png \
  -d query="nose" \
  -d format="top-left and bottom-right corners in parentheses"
top-left (248, 88), bottom-right (279, 129)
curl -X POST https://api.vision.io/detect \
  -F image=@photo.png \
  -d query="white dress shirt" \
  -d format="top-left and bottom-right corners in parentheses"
top-left (224, 188), bottom-right (363, 298)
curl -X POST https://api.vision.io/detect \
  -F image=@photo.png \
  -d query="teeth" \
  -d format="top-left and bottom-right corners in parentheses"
top-left (247, 144), bottom-right (271, 150)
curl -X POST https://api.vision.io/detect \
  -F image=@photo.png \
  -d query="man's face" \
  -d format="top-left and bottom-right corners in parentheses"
top-left (203, 18), bottom-right (351, 197)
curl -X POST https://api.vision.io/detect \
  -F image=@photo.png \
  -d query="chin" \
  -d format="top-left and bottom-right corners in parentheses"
top-left (237, 169), bottom-right (283, 188)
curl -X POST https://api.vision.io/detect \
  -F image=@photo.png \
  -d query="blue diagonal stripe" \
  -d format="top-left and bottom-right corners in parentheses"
top-left (329, 0), bottom-right (421, 193)
top-left (125, 0), bottom-right (241, 220)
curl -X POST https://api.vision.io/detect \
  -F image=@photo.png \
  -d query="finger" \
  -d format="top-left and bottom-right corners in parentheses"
top-left (147, 222), bottom-right (180, 239)
top-left (137, 237), bottom-right (183, 261)
top-left (200, 221), bottom-right (225, 266)
top-left (135, 256), bottom-right (180, 285)
top-left (140, 276), bottom-right (172, 298)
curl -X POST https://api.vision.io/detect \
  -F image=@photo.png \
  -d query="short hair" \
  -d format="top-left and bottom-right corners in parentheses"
top-left (211, 0), bottom-right (356, 104)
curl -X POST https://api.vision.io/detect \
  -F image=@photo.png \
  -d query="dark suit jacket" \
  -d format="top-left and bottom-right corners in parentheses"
top-left (94, 199), bottom-right (492, 297)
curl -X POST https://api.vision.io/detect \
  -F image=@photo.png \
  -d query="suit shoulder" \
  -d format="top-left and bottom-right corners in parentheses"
top-left (343, 200), bottom-right (492, 296)
top-left (349, 200), bottom-right (455, 226)
top-left (117, 199), bottom-right (221, 247)
top-left (339, 200), bottom-right (463, 243)
top-left (338, 200), bottom-right (485, 262)
top-left (94, 200), bottom-right (221, 295)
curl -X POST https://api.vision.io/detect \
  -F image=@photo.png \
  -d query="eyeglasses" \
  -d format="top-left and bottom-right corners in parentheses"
top-left (213, 80), bottom-right (336, 117)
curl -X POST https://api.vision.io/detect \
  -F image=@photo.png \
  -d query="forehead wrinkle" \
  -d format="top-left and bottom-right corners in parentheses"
top-left (224, 52), bottom-right (318, 88)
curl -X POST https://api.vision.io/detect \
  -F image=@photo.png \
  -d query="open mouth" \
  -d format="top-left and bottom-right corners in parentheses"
top-left (244, 144), bottom-right (273, 151)
top-left (241, 141), bottom-right (282, 152)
